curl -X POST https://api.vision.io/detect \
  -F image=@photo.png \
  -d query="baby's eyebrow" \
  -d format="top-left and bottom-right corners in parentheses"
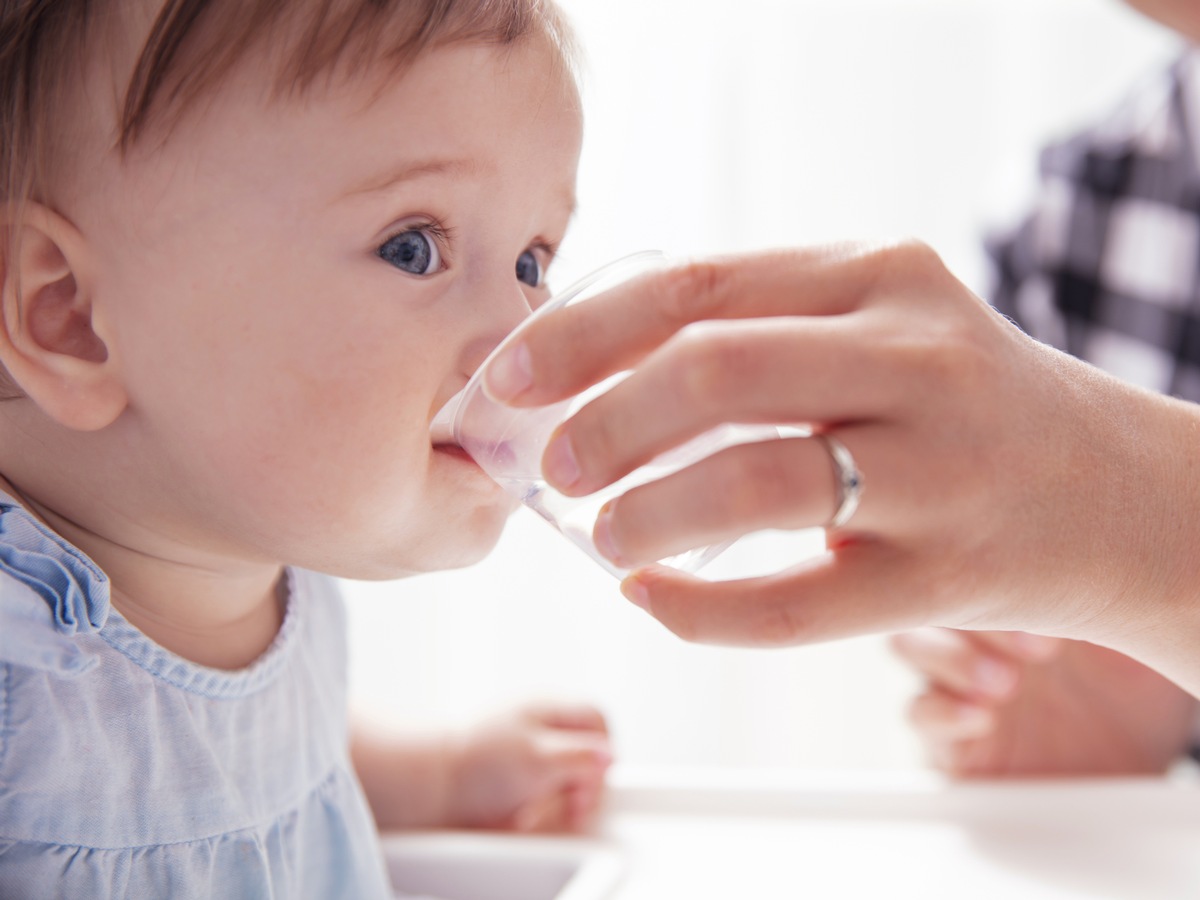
top-left (340, 157), bottom-right (481, 199)
top-left (336, 155), bottom-right (577, 219)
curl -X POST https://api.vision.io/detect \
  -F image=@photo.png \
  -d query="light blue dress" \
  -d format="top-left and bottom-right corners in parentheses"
top-left (0, 493), bottom-right (393, 898)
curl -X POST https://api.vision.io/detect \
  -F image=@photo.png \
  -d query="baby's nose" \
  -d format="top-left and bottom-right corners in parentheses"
top-left (459, 282), bottom-right (535, 377)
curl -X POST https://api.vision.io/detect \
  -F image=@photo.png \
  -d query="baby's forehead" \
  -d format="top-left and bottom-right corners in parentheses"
top-left (80, 33), bottom-right (581, 256)
top-left (117, 0), bottom-right (573, 146)
top-left (9, 0), bottom-right (575, 209)
top-left (180, 40), bottom-right (576, 192)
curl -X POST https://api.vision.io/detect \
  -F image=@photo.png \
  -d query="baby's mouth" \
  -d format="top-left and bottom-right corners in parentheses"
top-left (434, 444), bottom-right (472, 464)
top-left (428, 386), bottom-right (524, 474)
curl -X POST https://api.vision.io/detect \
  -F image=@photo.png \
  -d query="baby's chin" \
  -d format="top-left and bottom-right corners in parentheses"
top-left (431, 497), bottom-right (521, 570)
top-left (331, 496), bottom-right (517, 580)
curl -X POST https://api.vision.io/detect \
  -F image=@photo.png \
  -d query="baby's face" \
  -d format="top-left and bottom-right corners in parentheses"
top-left (75, 37), bottom-right (582, 577)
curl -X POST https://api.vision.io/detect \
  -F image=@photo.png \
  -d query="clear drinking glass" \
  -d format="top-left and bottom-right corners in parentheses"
top-left (431, 251), bottom-right (783, 578)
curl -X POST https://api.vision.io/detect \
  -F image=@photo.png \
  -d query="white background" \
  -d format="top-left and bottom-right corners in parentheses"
top-left (345, 0), bottom-right (1180, 771)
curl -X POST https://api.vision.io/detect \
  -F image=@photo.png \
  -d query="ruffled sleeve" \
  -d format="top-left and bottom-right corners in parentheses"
top-left (0, 495), bottom-right (110, 676)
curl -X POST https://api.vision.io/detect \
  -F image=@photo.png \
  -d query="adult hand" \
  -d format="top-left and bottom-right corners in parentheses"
top-left (891, 628), bottom-right (1197, 776)
top-left (483, 243), bottom-right (1200, 691)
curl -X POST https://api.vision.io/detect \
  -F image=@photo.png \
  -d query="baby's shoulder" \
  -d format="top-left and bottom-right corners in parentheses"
top-left (0, 572), bottom-right (103, 677)
top-left (0, 495), bottom-right (110, 676)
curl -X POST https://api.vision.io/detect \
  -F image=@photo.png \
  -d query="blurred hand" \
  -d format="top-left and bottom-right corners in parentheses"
top-left (891, 628), bottom-right (1198, 776)
top-left (446, 703), bottom-right (612, 832)
top-left (483, 242), bottom-right (1200, 694)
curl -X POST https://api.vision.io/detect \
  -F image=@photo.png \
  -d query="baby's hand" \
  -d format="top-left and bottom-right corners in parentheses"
top-left (446, 703), bottom-right (612, 832)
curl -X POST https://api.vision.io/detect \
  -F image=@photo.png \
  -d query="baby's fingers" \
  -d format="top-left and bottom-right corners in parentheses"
top-left (534, 731), bottom-right (613, 788)
top-left (512, 783), bottom-right (603, 833)
top-left (513, 790), bottom-right (570, 833)
top-left (566, 781), bottom-right (603, 830)
top-left (524, 703), bottom-right (610, 736)
top-left (515, 735), bottom-right (611, 833)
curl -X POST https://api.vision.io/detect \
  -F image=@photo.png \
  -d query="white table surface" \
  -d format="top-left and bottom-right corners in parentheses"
top-left (385, 766), bottom-right (1200, 900)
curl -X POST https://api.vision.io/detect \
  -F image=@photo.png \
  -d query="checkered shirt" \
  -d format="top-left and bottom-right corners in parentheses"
top-left (987, 51), bottom-right (1200, 402)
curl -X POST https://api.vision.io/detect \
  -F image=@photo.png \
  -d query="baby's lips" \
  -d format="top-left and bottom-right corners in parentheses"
top-left (429, 390), bottom-right (519, 475)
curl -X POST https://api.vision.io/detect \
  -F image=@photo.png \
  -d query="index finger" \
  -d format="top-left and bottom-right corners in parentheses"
top-left (484, 242), bottom-right (889, 407)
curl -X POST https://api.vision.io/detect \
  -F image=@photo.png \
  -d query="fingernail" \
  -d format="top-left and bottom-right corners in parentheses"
top-left (621, 576), bottom-right (650, 611)
top-left (543, 432), bottom-right (582, 490)
top-left (975, 659), bottom-right (1017, 698)
top-left (484, 341), bottom-right (533, 402)
top-left (593, 503), bottom-right (623, 564)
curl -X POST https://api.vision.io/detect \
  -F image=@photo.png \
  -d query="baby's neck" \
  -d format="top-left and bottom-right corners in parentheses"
top-left (110, 571), bottom-right (287, 671)
top-left (0, 472), bottom-right (287, 671)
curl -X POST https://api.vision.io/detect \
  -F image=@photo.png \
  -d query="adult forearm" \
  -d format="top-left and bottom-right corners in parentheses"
top-left (1087, 387), bottom-right (1200, 697)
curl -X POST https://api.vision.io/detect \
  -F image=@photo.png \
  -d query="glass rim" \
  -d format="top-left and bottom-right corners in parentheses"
top-left (449, 249), bottom-right (668, 443)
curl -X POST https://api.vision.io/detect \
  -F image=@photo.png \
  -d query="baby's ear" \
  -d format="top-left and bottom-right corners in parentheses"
top-left (0, 203), bottom-right (126, 430)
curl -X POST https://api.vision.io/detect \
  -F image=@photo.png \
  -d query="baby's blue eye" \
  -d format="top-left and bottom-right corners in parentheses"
top-left (378, 228), bottom-right (442, 275)
top-left (516, 249), bottom-right (542, 287)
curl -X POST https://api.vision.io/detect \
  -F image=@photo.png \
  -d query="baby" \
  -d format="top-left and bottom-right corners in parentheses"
top-left (0, 0), bottom-right (610, 896)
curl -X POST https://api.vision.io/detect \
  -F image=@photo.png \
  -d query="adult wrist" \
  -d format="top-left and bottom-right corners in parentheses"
top-left (1086, 389), bottom-right (1200, 694)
